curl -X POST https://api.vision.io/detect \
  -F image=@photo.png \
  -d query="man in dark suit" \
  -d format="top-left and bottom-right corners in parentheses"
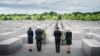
top-left (54, 27), bottom-right (62, 53)
top-left (35, 26), bottom-right (43, 51)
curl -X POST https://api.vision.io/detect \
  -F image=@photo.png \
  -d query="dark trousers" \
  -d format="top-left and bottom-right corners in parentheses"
top-left (55, 40), bottom-right (60, 52)
top-left (36, 39), bottom-right (42, 51)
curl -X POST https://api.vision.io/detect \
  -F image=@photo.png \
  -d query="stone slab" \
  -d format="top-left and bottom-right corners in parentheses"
top-left (81, 39), bottom-right (100, 56)
top-left (17, 33), bottom-right (28, 43)
top-left (85, 33), bottom-right (94, 39)
top-left (72, 31), bottom-right (82, 40)
top-left (0, 32), bottom-right (14, 42)
top-left (93, 34), bottom-right (100, 42)
top-left (0, 38), bottom-right (23, 55)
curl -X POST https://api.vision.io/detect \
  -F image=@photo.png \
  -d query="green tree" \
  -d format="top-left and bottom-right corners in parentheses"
top-left (91, 15), bottom-right (96, 21)
top-left (76, 14), bottom-right (81, 20)
top-left (4, 16), bottom-right (8, 20)
top-left (40, 15), bottom-right (44, 20)
top-left (42, 15), bottom-right (51, 20)
top-left (42, 12), bottom-right (49, 16)
top-left (58, 15), bottom-right (62, 20)
top-left (52, 15), bottom-right (58, 20)
top-left (96, 14), bottom-right (100, 21)
top-left (70, 14), bottom-right (76, 20)
top-left (26, 15), bottom-right (31, 20)
top-left (80, 15), bottom-right (85, 20)
top-left (49, 11), bottom-right (57, 16)
top-left (85, 14), bottom-right (92, 21)
top-left (65, 14), bottom-right (70, 20)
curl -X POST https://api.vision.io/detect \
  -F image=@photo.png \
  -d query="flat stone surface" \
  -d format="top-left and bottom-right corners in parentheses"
top-left (82, 39), bottom-right (100, 47)
top-left (0, 40), bottom-right (85, 56)
top-left (93, 34), bottom-right (100, 42)
top-left (0, 38), bottom-right (22, 45)
top-left (0, 32), bottom-right (15, 42)
top-left (18, 33), bottom-right (27, 38)
top-left (82, 39), bottom-right (100, 56)
top-left (85, 32), bottom-right (94, 39)
top-left (17, 33), bottom-right (28, 43)
top-left (0, 32), bottom-right (13, 35)
top-left (0, 38), bottom-right (23, 55)
top-left (92, 27), bottom-right (100, 34)
top-left (72, 31), bottom-right (82, 40)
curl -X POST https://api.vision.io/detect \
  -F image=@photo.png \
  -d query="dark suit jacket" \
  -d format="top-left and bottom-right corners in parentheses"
top-left (35, 28), bottom-right (42, 40)
top-left (54, 29), bottom-right (61, 40)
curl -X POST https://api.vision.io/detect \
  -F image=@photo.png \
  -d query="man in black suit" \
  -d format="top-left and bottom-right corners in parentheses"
top-left (35, 26), bottom-right (43, 51)
top-left (54, 27), bottom-right (62, 53)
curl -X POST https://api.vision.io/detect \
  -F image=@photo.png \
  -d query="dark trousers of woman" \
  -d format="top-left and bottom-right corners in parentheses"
top-left (36, 39), bottom-right (42, 51)
top-left (55, 40), bottom-right (60, 52)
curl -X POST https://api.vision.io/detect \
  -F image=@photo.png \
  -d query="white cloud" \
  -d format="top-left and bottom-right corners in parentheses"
top-left (0, 0), bottom-right (100, 14)
top-left (0, 7), bottom-right (51, 14)
top-left (0, 0), bottom-right (61, 5)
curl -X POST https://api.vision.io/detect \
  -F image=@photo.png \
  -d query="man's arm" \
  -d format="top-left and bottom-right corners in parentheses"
top-left (54, 31), bottom-right (56, 37)
top-left (32, 31), bottom-right (34, 37)
top-left (60, 31), bottom-right (62, 37)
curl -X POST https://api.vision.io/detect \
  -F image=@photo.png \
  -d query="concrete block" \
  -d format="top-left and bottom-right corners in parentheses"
top-left (0, 38), bottom-right (23, 55)
top-left (85, 33), bottom-right (94, 39)
top-left (81, 39), bottom-right (100, 56)
top-left (17, 33), bottom-right (27, 43)
top-left (93, 34), bottom-right (100, 42)
top-left (72, 31), bottom-right (82, 40)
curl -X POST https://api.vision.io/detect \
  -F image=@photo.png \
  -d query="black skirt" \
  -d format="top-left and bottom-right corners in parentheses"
top-left (65, 32), bottom-right (72, 45)
top-left (66, 39), bottom-right (72, 45)
top-left (28, 37), bottom-right (33, 44)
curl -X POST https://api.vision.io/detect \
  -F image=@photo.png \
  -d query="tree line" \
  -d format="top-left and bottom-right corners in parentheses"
top-left (0, 11), bottom-right (100, 21)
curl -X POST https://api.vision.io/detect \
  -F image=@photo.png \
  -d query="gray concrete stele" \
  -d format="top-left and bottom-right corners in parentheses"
top-left (81, 39), bottom-right (100, 56)
top-left (0, 38), bottom-right (23, 55)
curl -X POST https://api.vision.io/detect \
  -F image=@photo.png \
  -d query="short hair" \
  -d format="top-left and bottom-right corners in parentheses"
top-left (29, 27), bottom-right (32, 30)
top-left (66, 28), bottom-right (71, 32)
top-left (37, 26), bottom-right (41, 28)
top-left (56, 27), bottom-right (59, 29)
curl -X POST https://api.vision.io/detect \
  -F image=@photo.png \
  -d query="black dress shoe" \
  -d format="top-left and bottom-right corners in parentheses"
top-left (38, 50), bottom-right (41, 52)
top-left (29, 49), bottom-right (32, 51)
top-left (56, 51), bottom-right (60, 53)
top-left (67, 51), bottom-right (70, 53)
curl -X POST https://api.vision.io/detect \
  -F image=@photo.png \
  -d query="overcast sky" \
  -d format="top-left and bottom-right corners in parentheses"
top-left (0, 0), bottom-right (100, 14)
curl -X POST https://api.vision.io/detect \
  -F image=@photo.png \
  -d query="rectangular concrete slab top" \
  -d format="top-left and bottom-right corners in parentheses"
top-left (0, 32), bottom-right (13, 35)
top-left (0, 38), bottom-right (21, 45)
top-left (82, 39), bottom-right (100, 47)
top-left (72, 31), bottom-right (80, 33)
top-left (18, 33), bottom-right (27, 38)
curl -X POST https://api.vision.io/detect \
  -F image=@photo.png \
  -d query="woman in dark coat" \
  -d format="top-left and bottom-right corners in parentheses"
top-left (27, 27), bottom-right (33, 51)
top-left (65, 28), bottom-right (72, 53)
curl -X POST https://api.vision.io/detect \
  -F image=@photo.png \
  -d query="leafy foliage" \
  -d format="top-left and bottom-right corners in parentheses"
top-left (0, 11), bottom-right (100, 21)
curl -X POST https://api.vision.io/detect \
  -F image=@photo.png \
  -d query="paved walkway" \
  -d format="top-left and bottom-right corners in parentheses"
top-left (1, 40), bottom-right (86, 56)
